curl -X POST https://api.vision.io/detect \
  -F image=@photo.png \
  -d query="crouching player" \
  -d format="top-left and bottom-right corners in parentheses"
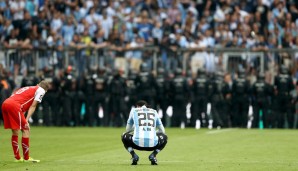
top-left (2, 80), bottom-right (49, 162)
top-left (121, 100), bottom-right (168, 165)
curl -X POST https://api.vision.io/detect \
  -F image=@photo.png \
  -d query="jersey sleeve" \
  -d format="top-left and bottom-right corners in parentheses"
top-left (155, 110), bottom-right (162, 126)
top-left (127, 108), bottom-right (135, 125)
top-left (34, 87), bottom-right (46, 103)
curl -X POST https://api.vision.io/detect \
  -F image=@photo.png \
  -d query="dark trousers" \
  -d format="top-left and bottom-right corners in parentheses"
top-left (253, 99), bottom-right (269, 128)
top-left (232, 97), bottom-right (249, 127)
top-left (92, 92), bottom-right (107, 126)
top-left (121, 132), bottom-right (168, 152)
top-left (275, 95), bottom-right (293, 128)
top-left (156, 97), bottom-right (168, 126)
top-left (191, 97), bottom-right (207, 127)
top-left (61, 92), bottom-right (80, 126)
top-left (109, 97), bottom-right (125, 127)
top-left (171, 99), bottom-right (186, 127)
top-left (42, 92), bottom-right (60, 126)
top-left (212, 98), bottom-right (224, 127)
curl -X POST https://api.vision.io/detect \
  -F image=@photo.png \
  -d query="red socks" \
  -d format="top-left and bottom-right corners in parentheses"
top-left (22, 137), bottom-right (30, 160)
top-left (11, 135), bottom-right (20, 160)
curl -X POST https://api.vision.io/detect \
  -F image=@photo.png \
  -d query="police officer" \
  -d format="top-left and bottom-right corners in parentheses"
top-left (222, 73), bottom-right (233, 127)
top-left (126, 69), bottom-right (138, 113)
top-left (135, 63), bottom-right (156, 108)
top-left (61, 66), bottom-right (80, 126)
top-left (93, 68), bottom-right (109, 126)
top-left (154, 68), bottom-right (169, 126)
top-left (21, 68), bottom-right (39, 87)
top-left (252, 73), bottom-right (274, 128)
top-left (103, 67), bottom-right (114, 126)
top-left (169, 68), bottom-right (189, 127)
top-left (108, 69), bottom-right (127, 127)
top-left (210, 72), bottom-right (225, 128)
top-left (41, 68), bottom-right (61, 126)
top-left (191, 68), bottom-right (208, 129)
top-left (274, 65), bottom-right (294, 128)
top-left (232, 70), bottom-right (250, 127)
top-left (81, 71), bottom-right (96, 126)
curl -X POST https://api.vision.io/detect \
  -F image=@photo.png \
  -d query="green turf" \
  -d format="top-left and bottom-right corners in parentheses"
top-left (0, 127), bottom-right (297, 171)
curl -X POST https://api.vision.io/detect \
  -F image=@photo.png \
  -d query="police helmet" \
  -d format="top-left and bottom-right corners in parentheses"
top-left (157, 68), bottom-right (165, 75)
top-left (197, 68), bottom-right (205, 76)
top-left (280, 65), bottom-right (288, 74)
top-left (140, 63), bottom-right (150, 72)
top-left (175, 68), bottom-right (183, 76)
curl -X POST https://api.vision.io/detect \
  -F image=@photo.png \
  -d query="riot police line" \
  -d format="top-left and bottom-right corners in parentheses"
top-left (3, 63), bottom-right (296, 129)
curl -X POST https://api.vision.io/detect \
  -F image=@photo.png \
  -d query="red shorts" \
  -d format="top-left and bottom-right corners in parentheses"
top-left (2, 100), bottom-right (28, 130)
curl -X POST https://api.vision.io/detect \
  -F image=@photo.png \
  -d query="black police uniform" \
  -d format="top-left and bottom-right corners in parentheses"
top-left (126, 70), bottom-right (138, 113)
top-left (93, 70), bottom-right (109, 126)
top-left (222, 77), bottom-right (233, 127)
top-left (252, 74), bottom-right (274, 128)
top-left (61, 71), bottom-right (80, 126)
top-left (81, 74), bottom-right (95, 126)
top-left (169, 68), bottom-right (189, 127)
top-left (274, 66), bottom-right (294, 128)
top-left (42, 71), bottom-right (61, 126)
top-left (135, 65), bottom-right (156, 108)
top-left (108, 71), bottom-right (127, 127)
top-left (232, 72), bottom-right (250, 127)
top-left (210, 73), bottom-right (225, 128)
top-left (154, 68), bottom-right (169, 126)
top-left (191, 69), bottom-right (208, 127)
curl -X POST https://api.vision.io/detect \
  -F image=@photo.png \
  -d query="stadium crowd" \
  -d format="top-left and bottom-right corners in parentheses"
top-left (0, 0), bottom-right (298, 129)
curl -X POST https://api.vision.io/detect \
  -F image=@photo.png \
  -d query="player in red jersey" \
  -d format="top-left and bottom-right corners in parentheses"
top-left (2, 80), bottom-right (50, 162)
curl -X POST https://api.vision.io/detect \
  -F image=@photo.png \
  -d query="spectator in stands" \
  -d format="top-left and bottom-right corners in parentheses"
top-left (126, 35), bottom-right (144, 72)
top-left (62, 16), bottom-right (75, 46)
top-left (111, 31), bottom-right (127, 74)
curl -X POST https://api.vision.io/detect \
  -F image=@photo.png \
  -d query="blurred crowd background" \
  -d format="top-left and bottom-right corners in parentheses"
top-left (0, 0), bottom-right (298, 128)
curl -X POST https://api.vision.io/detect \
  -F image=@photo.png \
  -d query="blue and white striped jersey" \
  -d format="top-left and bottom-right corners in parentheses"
top-left (126, 105), bottom-right (164, 147)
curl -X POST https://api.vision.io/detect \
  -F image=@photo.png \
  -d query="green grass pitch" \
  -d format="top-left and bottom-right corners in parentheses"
top-left (0, 127), bottom-right (297, 171)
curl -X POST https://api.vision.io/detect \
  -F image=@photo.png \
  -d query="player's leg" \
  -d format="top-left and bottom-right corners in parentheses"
top-left (121, 132), bottom-right (139, 165)
top-left (20, 116), bottom-right (40, 163)
top-left (11, 129), bottom-right (23, 162)
top-left (21, 128), bottom-right (40, 163)
top-left (21, 128), bottom-right (30, 160)
top-left (2, 102), bottom-right (23, 162)
top-left (149, 133), bottom-right (168, 165)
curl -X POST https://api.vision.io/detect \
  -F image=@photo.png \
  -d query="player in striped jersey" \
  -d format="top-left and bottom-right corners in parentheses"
top-left (121, 100), bottom-right (168, 165)
top-left (2, 80), bottom-right (50, 163)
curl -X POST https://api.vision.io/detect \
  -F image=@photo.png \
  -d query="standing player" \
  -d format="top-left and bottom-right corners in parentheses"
top-left (121, 100), bottom-right (167, 165)
top-left (1, 80), bottom-right (50, 162)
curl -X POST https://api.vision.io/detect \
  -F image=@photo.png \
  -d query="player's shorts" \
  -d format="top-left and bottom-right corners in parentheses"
top-left (2, 100), bottom-right (28, 130)
top-left (121, 132), bottom-right (168, 151)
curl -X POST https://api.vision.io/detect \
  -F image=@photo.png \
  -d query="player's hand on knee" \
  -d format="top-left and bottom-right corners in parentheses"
top-left (24, 123), bottom-right (30, 130)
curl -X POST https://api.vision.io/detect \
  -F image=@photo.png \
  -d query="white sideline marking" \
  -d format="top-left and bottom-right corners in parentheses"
top-left (206, 129), bottom-right (234, 134)
top-left (159, 161), bottom-right (187, 163)
top-left (55, 159), bottom-right (298, 165)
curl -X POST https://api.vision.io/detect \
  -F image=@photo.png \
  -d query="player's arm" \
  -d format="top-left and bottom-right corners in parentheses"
top-left (26, 100), bottom-right (38, 122)
top-left (126, 124), bottom-right (134, 133)
top-left (155, 111), bottom-right (165, 134)
top-left (126, 108), bottom-right (135, 133)
top-left (156, 124), bottom-right (165, 134)
top-left (26, 87), bottom-right (46, 122)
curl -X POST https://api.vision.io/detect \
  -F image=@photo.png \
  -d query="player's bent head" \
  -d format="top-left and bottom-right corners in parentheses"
top-left (38, 80), bottom-right (50, 91)
top-left (136, 100), bottom-right (149, 108)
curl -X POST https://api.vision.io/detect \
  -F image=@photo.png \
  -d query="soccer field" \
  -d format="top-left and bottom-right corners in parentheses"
top-left (0, 127), bottom-right (297, 171)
